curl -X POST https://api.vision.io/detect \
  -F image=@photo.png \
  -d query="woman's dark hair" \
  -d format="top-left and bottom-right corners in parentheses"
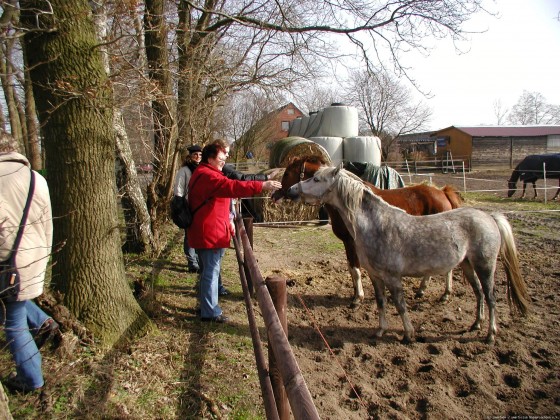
top-left (0, 130), bottom-right (20, 153)
top-left (201, 139), bottom-right (228, 163)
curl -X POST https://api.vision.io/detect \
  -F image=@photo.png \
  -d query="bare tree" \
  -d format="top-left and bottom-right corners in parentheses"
top-left (223, 91), bottom-right (284, 161)
top-left (91, 0), bottom-right (156, 254)
top-left (508, 90), bottom-right (560, 125)
top-left (343, 69), bottom-right (432, 159)
top-left (293, 83), bottom-right (341, 116)
top-left (0, 2), bottom-right (43, 169)
top-left (493, 99), bottom-right (508, 125)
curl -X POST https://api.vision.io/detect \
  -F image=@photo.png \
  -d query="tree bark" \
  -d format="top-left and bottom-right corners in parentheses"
top-left (0, 33), bottom-right (23, 147)
top-left (90, 0), bottom-right (156, 255)
top-left (22, 50), bottom-right (43, 170)
top-left (114, 110), bottom-right (157, 254)
top-left (0, 383), bottom-right (13, 420)
top-left (144, 0), bottom-right (178, 244)
top-left (20, 0), bottom-right (152, 347)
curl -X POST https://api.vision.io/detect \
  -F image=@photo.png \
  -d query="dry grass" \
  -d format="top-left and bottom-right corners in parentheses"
top-left (2, 227), bottom-right (267, 419)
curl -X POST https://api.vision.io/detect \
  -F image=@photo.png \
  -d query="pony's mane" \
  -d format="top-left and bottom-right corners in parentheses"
top-left (333, 170), bottom-right (366, 227)
top-left (333, 169), bottom-right (407, 223)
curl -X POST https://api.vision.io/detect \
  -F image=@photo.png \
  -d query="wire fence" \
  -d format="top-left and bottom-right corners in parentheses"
top-left (237, 160), bottom-right (560, 225)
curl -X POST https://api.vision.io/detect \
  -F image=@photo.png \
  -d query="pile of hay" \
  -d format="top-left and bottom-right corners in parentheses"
top-left (241, 168), bottom-right (323, 224)
top-left (269, 137), bottom-right (332, 169)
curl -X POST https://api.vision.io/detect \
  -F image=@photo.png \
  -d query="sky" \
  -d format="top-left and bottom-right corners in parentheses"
top-left (401, 0), bottom-right (560, 131)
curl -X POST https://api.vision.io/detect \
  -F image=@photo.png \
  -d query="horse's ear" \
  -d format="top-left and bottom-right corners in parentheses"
top-left (334, 162), bottom-right (344, 176)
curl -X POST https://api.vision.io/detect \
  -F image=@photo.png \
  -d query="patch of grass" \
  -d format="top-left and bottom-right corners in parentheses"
top-left (463, 191), bottom-right (560, 212)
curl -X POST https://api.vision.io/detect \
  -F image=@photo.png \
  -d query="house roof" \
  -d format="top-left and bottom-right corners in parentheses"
top-left (434, 125), bottom-right (560, 137)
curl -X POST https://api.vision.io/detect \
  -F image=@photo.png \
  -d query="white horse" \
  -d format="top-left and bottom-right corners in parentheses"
top-left (287, 166), bottom-right (530, 344)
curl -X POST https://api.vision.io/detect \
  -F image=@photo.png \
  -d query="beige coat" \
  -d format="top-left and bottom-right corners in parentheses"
top-left (0, 152), bottom-right (53, 300)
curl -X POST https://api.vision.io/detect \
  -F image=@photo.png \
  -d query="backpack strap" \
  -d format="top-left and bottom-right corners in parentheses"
top-left (7, 169), bottom-right (36, 262)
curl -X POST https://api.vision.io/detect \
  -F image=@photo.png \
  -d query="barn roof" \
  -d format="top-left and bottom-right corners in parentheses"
top-left (434, 125), bottom-right (560, 137)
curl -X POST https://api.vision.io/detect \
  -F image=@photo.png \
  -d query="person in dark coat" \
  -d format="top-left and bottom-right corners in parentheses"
top-left (174, 144), bottom-right (203, 272)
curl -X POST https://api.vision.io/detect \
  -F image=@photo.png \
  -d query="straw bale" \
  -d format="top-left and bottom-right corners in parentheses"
top-left (269, 137), bottom-right (332, 168)
top-left (240, 168), bottom-right (322, 223)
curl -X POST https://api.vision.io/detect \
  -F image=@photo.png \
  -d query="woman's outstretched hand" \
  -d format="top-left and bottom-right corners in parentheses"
top-left (262, 180), bottom-right (282, 191)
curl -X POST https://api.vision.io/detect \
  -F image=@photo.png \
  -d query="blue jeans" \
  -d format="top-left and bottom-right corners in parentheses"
top-left (197, 248), bottom-right (225, 318)
top-left (183, 232), bottom-right (199, 270)
top-left (1, 300), bottom-right (50, 389)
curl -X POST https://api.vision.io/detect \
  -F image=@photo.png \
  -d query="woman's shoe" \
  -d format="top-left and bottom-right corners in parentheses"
top-left (3, 373), bottom-right (42, 394)
top-left (35, 319), bottom-right (60, 350)
top-left (200, 314), bottom-right (229, 323)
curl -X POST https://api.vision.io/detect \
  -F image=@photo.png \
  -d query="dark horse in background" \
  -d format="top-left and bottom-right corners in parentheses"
top-left (508, 153), bottom-right (560, 200)
top-left (272, 155), bottom-right (463, 307)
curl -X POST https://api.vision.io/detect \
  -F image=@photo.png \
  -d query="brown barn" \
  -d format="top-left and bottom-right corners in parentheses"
top-left (399, 126), bottom-right (560, 170)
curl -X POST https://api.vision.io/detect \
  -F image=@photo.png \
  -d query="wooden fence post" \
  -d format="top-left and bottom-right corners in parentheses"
top-left (243, 217), bottom-right (254, 295)
top-left (266, 276), bottom-right (290, 420)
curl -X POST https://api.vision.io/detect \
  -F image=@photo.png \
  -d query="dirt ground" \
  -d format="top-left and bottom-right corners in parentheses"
top-left (3, 168), bottom-right (559, 419)
top-left (248, 169), bottom-right (560, 419)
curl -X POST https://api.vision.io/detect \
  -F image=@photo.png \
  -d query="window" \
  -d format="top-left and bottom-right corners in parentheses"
top-left (287, 108), bottom-right (294, 115)
top-left (281, 121), bottom-right (290, 131)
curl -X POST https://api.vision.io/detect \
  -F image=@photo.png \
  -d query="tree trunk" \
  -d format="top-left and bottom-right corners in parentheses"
top-left (90, 0), bottom-right (157, 255)
top-left (0, 34), bottom-right (23, 147)
top-left (0, 383), bottom-right (13, 420)
top-left (20, 0), bottom-right (152, 347)
top-left (144, 0), bottom-right (179, 244)
top-left (114, 110), bottom-right (157, 254)
top-left (22, 51), bottom-right (42, 170)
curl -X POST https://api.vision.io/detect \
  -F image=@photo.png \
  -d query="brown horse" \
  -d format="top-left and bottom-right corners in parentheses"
top-left (271, 155), bottom-right (463, 307)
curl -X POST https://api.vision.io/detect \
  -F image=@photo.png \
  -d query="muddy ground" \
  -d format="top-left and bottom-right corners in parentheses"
top-left (247, 169), bottom-right (560, 419)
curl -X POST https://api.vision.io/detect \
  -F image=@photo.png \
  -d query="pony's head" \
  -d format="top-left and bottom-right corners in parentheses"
top-left (507, 169), bottom-right (522, 197)
top-left (271, 155), bottom-right (328, 202)
top-left (287, 165), bottom-right (363, 205)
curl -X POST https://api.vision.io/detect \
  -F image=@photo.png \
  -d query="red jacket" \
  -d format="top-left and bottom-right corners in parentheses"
top-left (187, 163), bottom-right (263, 249)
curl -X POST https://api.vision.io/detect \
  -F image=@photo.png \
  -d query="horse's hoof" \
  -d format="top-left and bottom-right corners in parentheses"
top-left (439, 293), bottom-right (450, 303)
top-left (414, 290), bottom-right (425, 299)
top-left (401, 336), bottom-right (414, 345)
top-left (469, 322), bottom-right (481, 332)
top-left (374, 329), bottom-right (385, 338)
top-left (485, 335), bottom-right (496, 345)
top-left (349, 301), bottom-right (361, 309)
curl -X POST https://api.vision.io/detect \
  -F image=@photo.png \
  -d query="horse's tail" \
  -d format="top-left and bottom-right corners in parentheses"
top-left (491, 213), bottom-right (530, 316)
top-left (442, 185), bottom-right (464, 209)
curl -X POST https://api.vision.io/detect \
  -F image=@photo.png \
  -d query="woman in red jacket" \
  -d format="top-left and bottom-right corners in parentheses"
top-left (187, 141), bottom-right (281, 322)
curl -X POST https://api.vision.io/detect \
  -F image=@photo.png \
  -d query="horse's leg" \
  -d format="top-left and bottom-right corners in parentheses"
top-left (474, 265), bottom-right (497, 345)
top-left (370, 275), bottom-right (389, 338)
top-left (520, 182), bottom-right (527, 199)
top-left (532, 181), bottom-right (538, 199)
top-left (440, 270), bottom-right (453, 302)
top-left (459, 261), bottom-right (485, 332)
top-left (384, 276), bottom-right (414, 344)
top-left (553, 180), bottom-right (560, 200)
top-left (416, 271), bottom-right (452, 301)
top-left (343, 238), bottom-right (363, 308)
top-left (415, 276), bottom-right (430, 298)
